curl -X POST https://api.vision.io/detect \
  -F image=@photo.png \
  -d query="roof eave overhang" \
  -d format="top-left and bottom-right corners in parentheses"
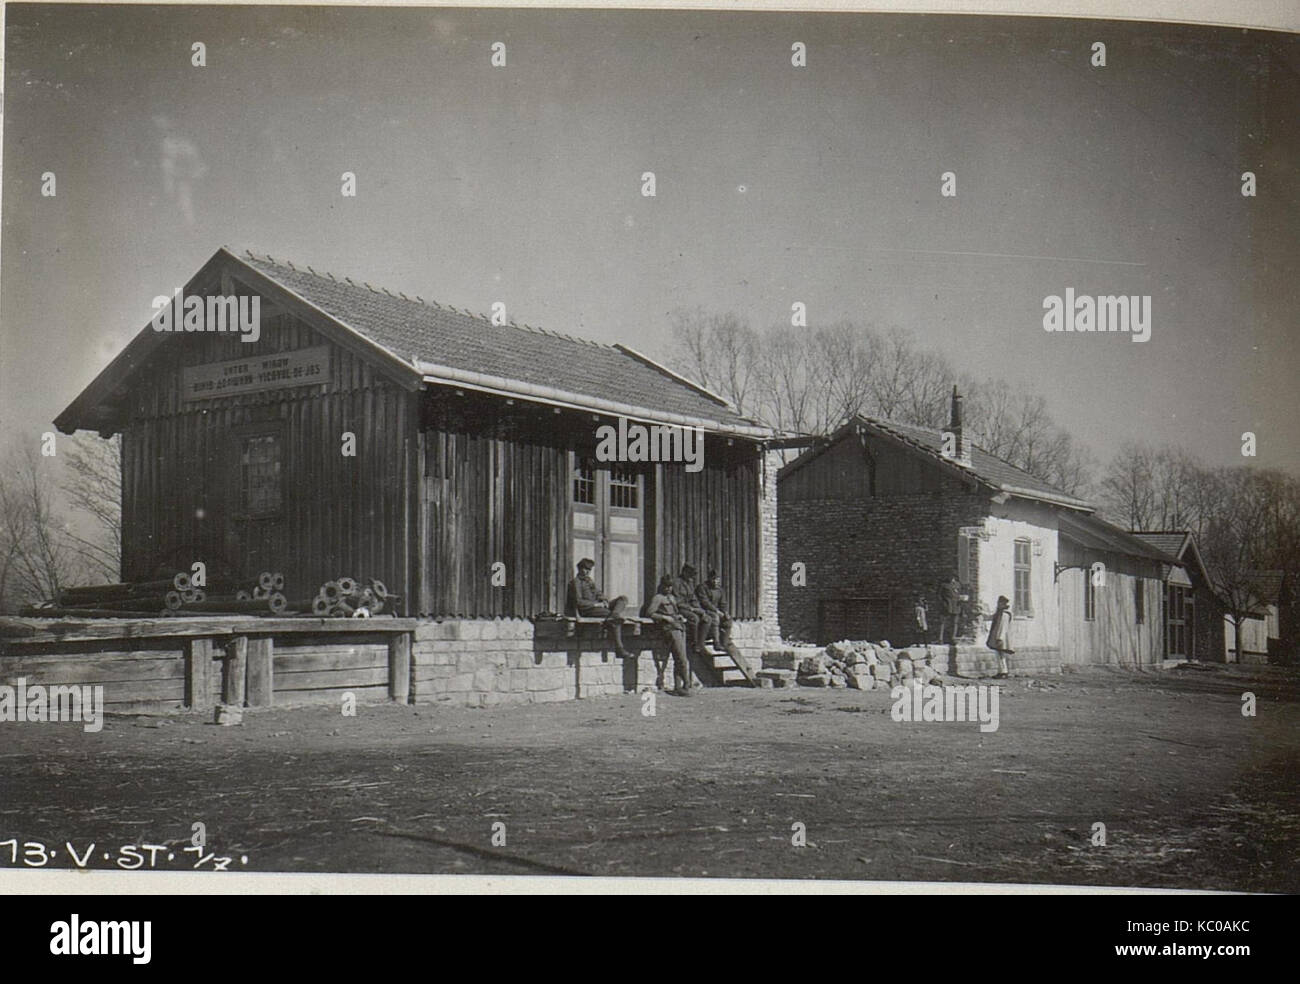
top-left (999, 484), bottom-right (1093, 512)
top-left (414, 360), bottom-right (773, 440)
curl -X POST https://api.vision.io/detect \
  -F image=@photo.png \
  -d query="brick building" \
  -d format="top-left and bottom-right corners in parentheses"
top-left (778, 390), bottom-right (1184, 673)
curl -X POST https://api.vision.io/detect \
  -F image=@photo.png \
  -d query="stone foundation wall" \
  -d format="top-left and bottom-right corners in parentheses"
top-left (930, 644), bottom-right (1062, 677)
top-left (411, 617), bottom-right (768, 707)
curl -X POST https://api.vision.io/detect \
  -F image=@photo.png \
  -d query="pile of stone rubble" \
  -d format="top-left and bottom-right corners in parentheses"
top-left (758, 640), bottom-right (946, 690)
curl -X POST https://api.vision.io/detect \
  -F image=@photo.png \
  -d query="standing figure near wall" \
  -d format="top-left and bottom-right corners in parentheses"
top-left (939, 576), bottom-right (964, 645)
top-left (986, 594), bottom-right (1015, 678)
top-left (644, 574), bottom-right (694, 696)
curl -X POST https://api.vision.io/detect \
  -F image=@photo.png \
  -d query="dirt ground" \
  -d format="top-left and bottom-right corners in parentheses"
top-left (1, 663), bottom-right (1296, 890)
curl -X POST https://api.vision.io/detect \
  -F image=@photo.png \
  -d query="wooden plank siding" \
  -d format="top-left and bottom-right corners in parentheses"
top-left (109, 280), bottom-right (765, 624)
top-left (650, 445), bottom-right (760, 619)
top-left (1058, 540), bottom-right (1165, 665)
top-left (418, 392), bottom-right (762, 619)
top-left (780, 433), bottom-right (971, 503)
top-left (419, 392), bottom-right (574, 618)
top-left (119, 308), bottom-right (419, 612)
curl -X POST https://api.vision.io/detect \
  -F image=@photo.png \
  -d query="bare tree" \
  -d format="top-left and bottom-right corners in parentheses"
top-left (669, 308), bottom-right (759, 415)
top-left (961, 379), bottom-right (1095, 497)
top-left (0, 445), bottom-right (78, 610)
top-left (666, 308), bottom-right (1093, 493)
top-left (1201, 468), bottom-right (1275, 663)
top-left (60, 433), bottom-right (123, 582)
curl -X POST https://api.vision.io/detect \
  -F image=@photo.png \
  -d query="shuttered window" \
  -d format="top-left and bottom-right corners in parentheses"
top-left (1013, 539), bottom-right (1032, 614)
top-left (241, 434), bottom-right (282, 518)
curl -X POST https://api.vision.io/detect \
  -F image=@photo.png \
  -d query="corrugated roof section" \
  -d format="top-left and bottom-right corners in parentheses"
top-left (240, 252), bottom-right (762, 434)
top-left (1060, 512), bottom-right (1182, 563)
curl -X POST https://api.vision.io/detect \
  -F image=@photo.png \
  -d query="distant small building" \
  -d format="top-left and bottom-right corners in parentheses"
top-left (1131, 531), bottom-right (1225, 663)
top-left (1222, 571), bottom-right (1284, 664)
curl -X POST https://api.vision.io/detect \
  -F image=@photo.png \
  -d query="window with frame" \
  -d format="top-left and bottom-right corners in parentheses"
top-left (573, 458), bottom-right (595, 505)
top-left (957, 532), bottom-right (978, 587)
top-left (1013, 539), bottom-right (1032, 614)
top-left (241, 433), bottom-right (282, 518)
top-left (1084, 568), bottom-right (1096, 621)
top-left (609, 468), bottom-right (639, 509)
top-left (1135, 578), bottom-right (1145, 623)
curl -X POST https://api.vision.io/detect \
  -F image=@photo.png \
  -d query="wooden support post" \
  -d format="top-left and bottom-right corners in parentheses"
top-left (246, 637), bottom-right (274, 707)
top-left (224, 636), bottom-right (247, 706)
top-left (186, 637), bottom-right (216, 711)
top-left (389, 632), bottom-right (411, 703)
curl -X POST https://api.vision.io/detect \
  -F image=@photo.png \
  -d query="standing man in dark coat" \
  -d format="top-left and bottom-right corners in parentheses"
top-left (644, 574), bottom-right (693, 695)
top-left (939, 576), bottom-right (964, 645)
top-left (566, 558), bottom-right (631, 658)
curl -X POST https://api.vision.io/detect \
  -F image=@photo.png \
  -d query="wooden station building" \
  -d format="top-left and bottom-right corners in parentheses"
top-left (35, 247), bottom-right (782, 710)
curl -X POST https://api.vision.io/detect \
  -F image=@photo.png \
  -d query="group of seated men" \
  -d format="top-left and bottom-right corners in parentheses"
top-left (566, 559), bottom-right (736, 697)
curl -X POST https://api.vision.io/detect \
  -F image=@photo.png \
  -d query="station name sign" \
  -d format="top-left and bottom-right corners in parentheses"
top-left (181, 345), bottom-right (331, 402)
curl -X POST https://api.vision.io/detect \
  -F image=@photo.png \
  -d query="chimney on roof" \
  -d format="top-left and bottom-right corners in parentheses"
top-left (949, 386), bottom-right (971, 466)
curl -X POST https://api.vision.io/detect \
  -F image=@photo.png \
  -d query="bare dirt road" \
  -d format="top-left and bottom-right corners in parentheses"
top-left (1, 663), bottom-right (1295, 889)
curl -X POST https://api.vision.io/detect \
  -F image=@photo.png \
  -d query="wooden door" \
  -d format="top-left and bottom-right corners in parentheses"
top-left (570, 456), bottom-right (644, 610)
top-left (604, 468), bottom-right (643, 606)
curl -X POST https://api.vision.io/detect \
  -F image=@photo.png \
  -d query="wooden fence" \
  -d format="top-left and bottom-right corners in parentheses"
top-left (0, 617), bottom-right (417, 714)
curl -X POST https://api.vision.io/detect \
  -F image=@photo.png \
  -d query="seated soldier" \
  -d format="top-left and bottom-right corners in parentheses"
top-left (643, 573), bottom-right (693, 696)
top-left (566, 558), bottom-right (631, 658)
top-left (672, 563), bottom-right (716, 657)
top-left (695, 568), bottom-right (734, 651)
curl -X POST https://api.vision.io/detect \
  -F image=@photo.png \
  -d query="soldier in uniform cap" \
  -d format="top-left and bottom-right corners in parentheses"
top-left (644, 573), bottom-right (694, 695)
top-left (672, 563), bottom-right (715, 657)
top-left (566, 558), bottom-right (631, 658)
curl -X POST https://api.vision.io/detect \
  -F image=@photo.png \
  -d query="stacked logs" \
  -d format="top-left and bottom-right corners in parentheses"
top-left (309, 577), bottom-right (396, 618)
top-left (25, 571), bottom-right (289, 617)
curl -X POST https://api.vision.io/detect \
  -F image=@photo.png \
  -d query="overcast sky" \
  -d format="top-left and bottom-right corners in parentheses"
top-left (3, 5), bottom-right (1297, 473)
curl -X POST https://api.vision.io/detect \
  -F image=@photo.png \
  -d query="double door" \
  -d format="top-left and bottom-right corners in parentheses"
top-left (571, 456), bottom-right (644, 611)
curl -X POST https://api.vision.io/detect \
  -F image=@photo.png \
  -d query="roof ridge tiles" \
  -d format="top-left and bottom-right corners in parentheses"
top-left (240, 248), bottom-right (640, 356)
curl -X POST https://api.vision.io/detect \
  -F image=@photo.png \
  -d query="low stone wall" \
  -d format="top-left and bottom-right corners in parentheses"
top-left (411, 618), bottom-right (767, 707)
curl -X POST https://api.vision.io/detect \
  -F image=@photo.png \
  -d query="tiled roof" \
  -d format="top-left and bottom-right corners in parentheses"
top-left (1245, 571), bottom-right (1285, 605)
top-left (239, 251), bottom-right (762, 434)
top-left (1131, 532), bottom-right (1190, 559)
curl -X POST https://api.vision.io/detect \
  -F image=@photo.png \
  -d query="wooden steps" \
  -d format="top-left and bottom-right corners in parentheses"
top-left (704, 642), bottom-right (757, 687)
